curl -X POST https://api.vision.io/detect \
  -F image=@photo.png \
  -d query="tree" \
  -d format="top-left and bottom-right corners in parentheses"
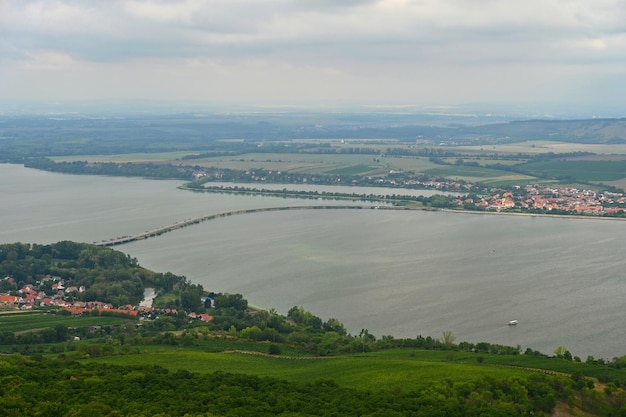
top-left (553, 346), bottom-right (572, 360)
top-left (287, 306), bottom-right (323, 330)
top-left (323, 318), bottom-right (347, 335)
top-left (563, 349), bottom-right (573, 361)
top-left (356, 329), bottom-right (376, 353)
top-left (213, 293), bottom-right (248, 311)
top-left (54, 324), bottom-right (68, 342)
top-left (442, 330), bottom-right (456, 349)
top-left (240, 326), bottom-right (263, 340)
top-left (180, 284), bottom-right (204, 311)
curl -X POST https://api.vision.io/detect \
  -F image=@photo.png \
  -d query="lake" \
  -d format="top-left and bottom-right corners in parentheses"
top-left (2, 163), bottom-right (625, 359)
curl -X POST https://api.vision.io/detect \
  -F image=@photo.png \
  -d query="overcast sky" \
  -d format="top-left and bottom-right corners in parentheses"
top-left (1, 0), bottom-right (625, 111)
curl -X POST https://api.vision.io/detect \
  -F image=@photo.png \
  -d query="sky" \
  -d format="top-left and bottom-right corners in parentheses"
top-left (1, 0), bottom-right (625, 112)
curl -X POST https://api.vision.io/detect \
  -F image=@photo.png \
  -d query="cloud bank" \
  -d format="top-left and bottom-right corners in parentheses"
top-left (1, 0), bottom-right (625, 108)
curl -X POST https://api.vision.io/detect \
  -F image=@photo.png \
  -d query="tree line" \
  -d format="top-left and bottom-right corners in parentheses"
top-left (0, 353), bottom-right (578, 417)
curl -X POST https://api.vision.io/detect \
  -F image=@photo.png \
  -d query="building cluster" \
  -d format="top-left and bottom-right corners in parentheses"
top-left (0, 275), bottom-right (86, 310)
top-left (457, 186), bottom-right (626, 215)
top-left (0, 275), bottom-right (213, 323)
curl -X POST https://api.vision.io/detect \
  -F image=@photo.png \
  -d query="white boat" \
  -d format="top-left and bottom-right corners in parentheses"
top-left (508, 320), bottom-right (518, 326)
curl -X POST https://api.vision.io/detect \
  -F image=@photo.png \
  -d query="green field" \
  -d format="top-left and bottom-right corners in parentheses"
top-left (424, 165), bottom-right (535, 183)
top-left (518, 160), bottom-right (626, 182)
top-left (176, 152), bottom-right (387, 175)
top-left (0, 312), bottom-right (134, 332)
top-left (380, 156), bottom-right (441, 172)
top-left (88, 348), bottom-right (534, 391)
top-left (325, 164), bottom-right (380, 175)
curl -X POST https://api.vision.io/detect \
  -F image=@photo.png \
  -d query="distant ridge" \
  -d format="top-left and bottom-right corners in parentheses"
top-left (466, 118), bottom-right (626, 144)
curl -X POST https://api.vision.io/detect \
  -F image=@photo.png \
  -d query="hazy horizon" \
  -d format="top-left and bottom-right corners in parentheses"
top-left (1, 99), bottom-right (624, 121)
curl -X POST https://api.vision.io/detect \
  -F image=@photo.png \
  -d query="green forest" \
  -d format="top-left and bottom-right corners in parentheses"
top-left (1, 242), bottom-right (626, 416)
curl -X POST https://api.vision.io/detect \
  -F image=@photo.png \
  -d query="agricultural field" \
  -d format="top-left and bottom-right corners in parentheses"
top-left (440, 157), bottom-right (522, 167)
top-left (424, 165), bottom-right (536, 184)
top-left (34, 136), bottom-right (626, 189)
top-left (324, 164), bottom-right (382, 175)
top-left (379, 156), bottom-right (443, 172)
top-left (183, 152), bottom-right (388, 175)
top-left (445, 141), bottom-right (626, 156)
top-left (517, 160), bottom-right (626, 182)
top-left (0, 311), bottom-right (134, 333)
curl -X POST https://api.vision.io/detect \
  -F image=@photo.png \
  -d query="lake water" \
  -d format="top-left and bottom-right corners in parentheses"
top-left (2, 164), bottom-right (625, 359)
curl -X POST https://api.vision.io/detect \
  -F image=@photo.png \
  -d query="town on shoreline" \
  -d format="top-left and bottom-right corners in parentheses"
top-left (0, 275), bottom-right (213, 324)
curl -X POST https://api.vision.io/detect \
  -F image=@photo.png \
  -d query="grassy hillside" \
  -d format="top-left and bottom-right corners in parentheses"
top-left (87, 348), bottom-right (537, 391)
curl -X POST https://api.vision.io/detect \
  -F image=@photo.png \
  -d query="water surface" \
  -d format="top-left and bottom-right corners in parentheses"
top-left (124, 208), bottom-right (626, 359)
top-left (2, 164), bottom-right (625, 359)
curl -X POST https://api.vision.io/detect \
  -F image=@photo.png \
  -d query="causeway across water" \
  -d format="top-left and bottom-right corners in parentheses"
top-left (94, 205), bottom-right (379, 247)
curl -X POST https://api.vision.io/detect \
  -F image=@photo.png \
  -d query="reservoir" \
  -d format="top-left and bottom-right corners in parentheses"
top-left (2, 163), bottom-right (625, 360)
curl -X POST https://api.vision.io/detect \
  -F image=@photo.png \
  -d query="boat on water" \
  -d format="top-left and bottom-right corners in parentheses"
top-left (508, 320), bottom-right (518, 326)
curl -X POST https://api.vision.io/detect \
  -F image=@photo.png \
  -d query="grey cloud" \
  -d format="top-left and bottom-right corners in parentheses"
top-left (1, 0), bottom-right (625, 106)
top-left (4, 0), bottom-right (625, 64)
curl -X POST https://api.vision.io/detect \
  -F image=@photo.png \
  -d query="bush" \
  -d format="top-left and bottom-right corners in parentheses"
top-left (268, 344), bottom-right (282, 355)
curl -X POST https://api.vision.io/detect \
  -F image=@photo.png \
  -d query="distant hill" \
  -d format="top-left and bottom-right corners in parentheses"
top-left (1, 114), bottom-right (626, 163)
top-left (464, 118), bottom-right (626, 144)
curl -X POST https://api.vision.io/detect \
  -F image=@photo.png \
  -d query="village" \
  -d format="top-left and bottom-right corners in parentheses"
top-left (370, 174), bottom-right (626, 215)
top-left (453, 185), bottom-right (626, 215)
top-left (0, 274), bottom-right (213, 323)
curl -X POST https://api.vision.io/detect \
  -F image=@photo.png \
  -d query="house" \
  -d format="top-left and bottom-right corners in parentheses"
top-left (19, 284), bottom-right (36, 294)
top-left (40, 298), bottom-right (54, 306)
top-left (197, 314), bottom-right (214, 323)
top-left (65, 307), bottom-right (88, 315)
top-left (0, 295), bottom-right (18, 305)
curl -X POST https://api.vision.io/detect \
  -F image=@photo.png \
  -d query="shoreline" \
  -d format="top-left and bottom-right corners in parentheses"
top-left (439, 207), bottom-right (626, 221)
top-left (182, 183), bottom-right (626, 222)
